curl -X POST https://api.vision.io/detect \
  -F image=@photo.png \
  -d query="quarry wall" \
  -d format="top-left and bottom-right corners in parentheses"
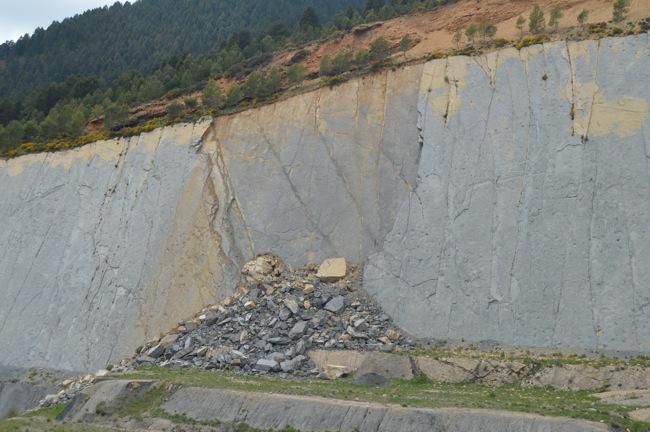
top-left (0, 34), bottom-right (647, 372)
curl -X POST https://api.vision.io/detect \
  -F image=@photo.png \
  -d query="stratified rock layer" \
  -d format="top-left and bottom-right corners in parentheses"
top-left (0, 35), bottom-right (648, 372)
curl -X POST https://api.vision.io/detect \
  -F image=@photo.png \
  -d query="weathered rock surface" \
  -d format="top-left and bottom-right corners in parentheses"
top-left (56, 380), bottom-right (609, 431)
top-left (0, 366), bottom-right (70, 417)
top-left (0, 35), bottom-right (648, 374)
top-left (0, 121), bottom-right (242, 372)
top-left (161, 386), bottom-right (608, 432)
top-left (309, 349), bottom-right (650, 391)
top-left (364, 35), bottom-right (650, 352)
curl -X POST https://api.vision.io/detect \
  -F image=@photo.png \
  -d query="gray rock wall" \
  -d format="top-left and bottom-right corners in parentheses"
top-left (365, 35), bottom-right (650, 352)
top-left (0, 121), bottom-right (241, 372)
top-left (0, 35), bottom-right (647, 373)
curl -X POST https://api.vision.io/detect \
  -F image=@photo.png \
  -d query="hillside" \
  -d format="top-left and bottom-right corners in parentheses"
top-left (0, 0), bottom-right (364, 99)
top-left (0, 0), bottom-right (647, 159)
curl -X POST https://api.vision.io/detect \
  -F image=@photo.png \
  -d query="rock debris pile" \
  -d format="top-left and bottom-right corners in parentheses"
top-left (126, 255), bottom-right (412, 376)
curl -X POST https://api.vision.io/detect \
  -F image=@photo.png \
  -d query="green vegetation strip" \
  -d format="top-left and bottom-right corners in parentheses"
top-left (118, 366), bottom-right (650, 432)
top-left (406, 344), bottom-right (650, 368)
top-left (0, 417), bottom-right (125, 432)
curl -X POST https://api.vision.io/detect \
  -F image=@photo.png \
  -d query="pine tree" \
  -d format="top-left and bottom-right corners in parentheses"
top-left (612, 0), bottom-right (629, 22)
top-left (399, 34), bottom-right (411, 58)
top-left (549, 5), bottom-right (563, 32)
top-left (365, 0), bottom-right (385, 12)
top-left (299, 7), bottom-right (321, 30)
top-left (478, 21), bottom-right (497, 40)
top-left (516, 16), bottom-right (526, 38)
top-left (202, 81), bottom-right (223, 110)
top-left (529, 4), bottom-right (546, 34)
top-left (287, 64), bottom-right (306, 84)
top-left (577, 9), bottom-right (589, 27)
top-left (465, 24), bottom-right (478, 44)
top-left (369, 37), bottom-right (391, 62)
top-left (226, 85), bottom-right (243, 107)
top-left (452, 30), bottom-right (462, 49)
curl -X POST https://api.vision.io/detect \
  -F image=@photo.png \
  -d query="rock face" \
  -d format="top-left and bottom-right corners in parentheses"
top-left (0, 35), bottom-right (648, 372)
top-left (364, 35), bottom-right (650, 352)
top-left (0, 122), bottom-right (242, 372)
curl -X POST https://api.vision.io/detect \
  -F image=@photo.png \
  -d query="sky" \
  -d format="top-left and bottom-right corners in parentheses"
top-left (0, 0), bottom-right (114, 43)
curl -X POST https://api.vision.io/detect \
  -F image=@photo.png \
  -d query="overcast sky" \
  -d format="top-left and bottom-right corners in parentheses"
top-left (0, 0), bottom-right (114, 43)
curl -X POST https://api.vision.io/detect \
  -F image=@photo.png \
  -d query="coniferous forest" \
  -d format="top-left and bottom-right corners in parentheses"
top-left (0, 0), bottom-right (444, 155)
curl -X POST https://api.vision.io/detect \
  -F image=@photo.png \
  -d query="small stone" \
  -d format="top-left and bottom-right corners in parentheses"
top-left (280, 355), bottom-right (307, 373)
top-left (303, 300), bottom-right (312, 309)
top-left (283, 298), bottom-right (299, 314)
top-left (354, 372), bottom-right (388, 386)
top-left (386, 329), bottom-right (400, 342)
top-left (270, 352), bottom-right (286, 362)
top-left (41, 394), bottom-right (58, 407)
top-left (289, 321), bottom-right (308, 339)
top-left (316, 258), bottom-right (347, 282)
top-left (231, 350), bottom-right (248, 359)
top-left (146, 344), bottom-right (165, 358)
top-left (256, 359), bottom-right (279, 372)
top-left (244, 300), bottom-right (256, 310)
top-left (202, 311), bottom-right (219, 325)
top-left (353, 319), bottom-right (367, 329)
top-left (322, 364), bottom-right (350, 379)
top-left (325, 296), bottom-right (346, 313)
top-left (295, 339), bottom-right (307, 354)
top-left (184, 321), bottom-right (198, 332)
top-left (303, 284), bottom-right (315, 294)
top-left (279, 308), bottom-right (291, 321)
top-left (195, 346), bottom-right (208, 357)
top-left (160, 334), bottom-right (179, 348)
top-left (239, 330), bottom-right (249, 343)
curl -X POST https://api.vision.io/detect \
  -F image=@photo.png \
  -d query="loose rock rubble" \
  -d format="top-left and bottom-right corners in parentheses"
top-left (39, 370), bottom-right (108, 408)
top-left (124, 255), bottom-right (413, 376)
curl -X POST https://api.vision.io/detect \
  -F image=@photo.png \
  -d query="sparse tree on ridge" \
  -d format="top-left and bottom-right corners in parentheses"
top-left (369, 37), bottom-right (391, 62)
top-left (465, 24), bottom-right (478, 44)
top-left (287, 64), bottom-right (306, 85)
top-left (452, 29), bottom-right (463, 49)
top-left (577, 9), bottom-right (589, 28)
top-left (529, 4), bottom-right (546, 34)
top-left (516, 16), bottom-right (526, 38)
top-left (549, 5), bottom-right (563, 32)
top-left (478, 20), bottom-right (497, 40)
top-left (299, 7), bottom-right (321, 30)
top-left (612, 0), bottom-right (630, 23)
top-left (202, 81), bottom-right (223, 109)
top-left (399, 34), bottom-right (412, 59)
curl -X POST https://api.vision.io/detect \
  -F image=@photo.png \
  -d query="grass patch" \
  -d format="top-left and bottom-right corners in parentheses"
top-left (0, 417), bottom-right (126, 431)
top-left (119, 366), bottom-right (650, 432)
top-left (95, 382), bottom-right (167, 421)
top-left (23, 403), bottom-right (67, 419)
top-left (406, 343), bottom-right (650, 369)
